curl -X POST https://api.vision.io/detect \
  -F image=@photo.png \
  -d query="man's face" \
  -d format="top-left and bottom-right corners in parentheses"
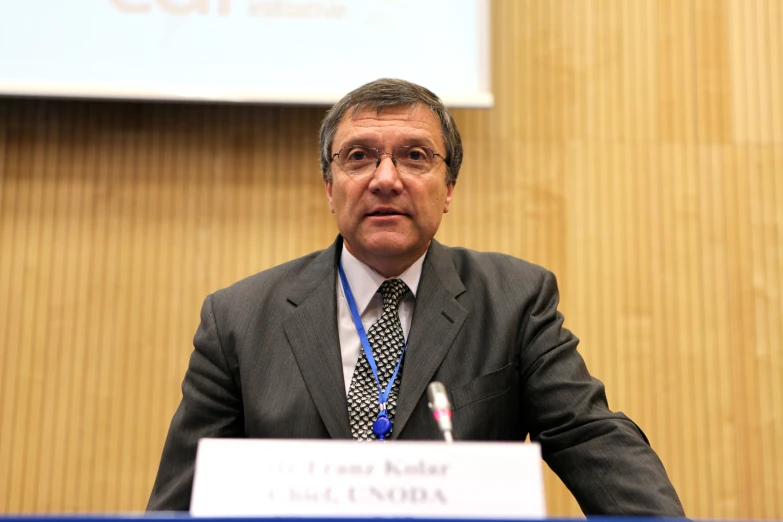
top-left (325, 104), bottom-right (454, 276)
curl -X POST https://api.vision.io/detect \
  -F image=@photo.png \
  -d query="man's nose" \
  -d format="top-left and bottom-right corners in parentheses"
top-left (370, 154), bottom-right (403, 191)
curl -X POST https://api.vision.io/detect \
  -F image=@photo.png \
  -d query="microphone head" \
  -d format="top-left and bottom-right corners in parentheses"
top-left (427, 381), bottom-right (453, 437)
top-left (427, 381), bottom-right (451, 411)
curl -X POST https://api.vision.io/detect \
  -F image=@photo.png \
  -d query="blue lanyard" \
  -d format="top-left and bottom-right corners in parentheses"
top-left (338, 262), bottom-right (408, 440)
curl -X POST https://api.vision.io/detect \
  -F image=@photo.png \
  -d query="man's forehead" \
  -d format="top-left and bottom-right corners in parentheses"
top-left (334, 103), bottom-right (443, 143)
top-left (349, 102), bottom-right (426, 118)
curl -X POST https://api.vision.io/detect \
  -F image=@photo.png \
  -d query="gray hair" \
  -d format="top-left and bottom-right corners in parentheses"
top-left (319, 78), bottom-right (463, 185)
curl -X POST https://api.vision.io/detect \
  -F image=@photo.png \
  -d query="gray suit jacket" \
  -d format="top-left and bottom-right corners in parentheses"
top-left (147, 237), bottom-right (684, 516)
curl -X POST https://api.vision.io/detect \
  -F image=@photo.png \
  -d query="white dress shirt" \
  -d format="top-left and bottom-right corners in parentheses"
top-left (336, 245), bottom-right (425, 393)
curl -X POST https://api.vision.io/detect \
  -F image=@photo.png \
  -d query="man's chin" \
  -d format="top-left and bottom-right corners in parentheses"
top-left (347, 233), bottom-right (428, 266)
top-left (361, 233), bottom-right (418, 254)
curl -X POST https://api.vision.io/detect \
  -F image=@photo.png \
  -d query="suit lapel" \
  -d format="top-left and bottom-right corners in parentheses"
top-left (282, 238), bottom-right (352, 439)
top-left (392, 240), bottom-right (467, 438)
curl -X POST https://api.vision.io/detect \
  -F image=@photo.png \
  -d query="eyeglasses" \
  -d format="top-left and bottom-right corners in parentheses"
top-left (330, 145), bottom-right (449, 177)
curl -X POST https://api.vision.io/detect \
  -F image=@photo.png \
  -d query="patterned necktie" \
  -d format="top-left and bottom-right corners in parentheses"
top-left (347, 278), bottom-right (410, 440)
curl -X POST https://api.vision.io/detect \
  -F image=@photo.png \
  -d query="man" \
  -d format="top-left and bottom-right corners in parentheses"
top-left (147, 79), bottom-right (684, 516)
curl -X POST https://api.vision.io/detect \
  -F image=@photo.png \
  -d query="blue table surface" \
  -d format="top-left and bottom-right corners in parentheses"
top-left (0, 513), bottom-right (724, 522)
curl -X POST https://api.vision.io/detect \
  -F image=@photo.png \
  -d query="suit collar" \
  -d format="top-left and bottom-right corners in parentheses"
top-left (392, 239), bottom-right (467, 438)
top-left (423, 239), bottom-right (467, 298)
top-left (284, 238), bottom-right (341, 307)
top-left (283, 237), bottom-right (352, 439)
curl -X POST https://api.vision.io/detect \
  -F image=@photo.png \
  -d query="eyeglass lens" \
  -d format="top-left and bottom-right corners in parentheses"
top-left (334, 145), bottom-right (437, 176)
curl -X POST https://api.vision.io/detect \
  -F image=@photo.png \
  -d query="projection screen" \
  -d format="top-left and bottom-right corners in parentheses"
top-left (0, 0), bottom-right (492, 107)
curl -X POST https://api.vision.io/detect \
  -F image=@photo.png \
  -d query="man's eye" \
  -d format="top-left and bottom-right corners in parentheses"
top-left (344, 147), bottom-right (375, 162)
top-left (403, 148), bottom-right (429, 161)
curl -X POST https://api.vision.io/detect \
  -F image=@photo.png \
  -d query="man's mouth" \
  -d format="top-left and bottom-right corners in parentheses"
top-left (367, 210), bottom-right (404, 217)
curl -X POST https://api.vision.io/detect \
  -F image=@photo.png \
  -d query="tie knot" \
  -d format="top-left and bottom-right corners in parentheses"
top-left (379, 279), bottom-right (409, 310)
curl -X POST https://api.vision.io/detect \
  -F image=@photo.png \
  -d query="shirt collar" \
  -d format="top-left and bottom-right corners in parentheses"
top-left (339, 244), bottom-right (425, 315)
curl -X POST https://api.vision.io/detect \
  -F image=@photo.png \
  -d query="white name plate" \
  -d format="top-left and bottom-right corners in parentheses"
top-left (190, 438), bottom-right (545, 519)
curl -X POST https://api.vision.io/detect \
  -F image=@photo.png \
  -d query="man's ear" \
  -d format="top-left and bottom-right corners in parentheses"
top-left (324, 178), bottom-right (334, 213)
top-left (443, 183), bottom-right (455, 213)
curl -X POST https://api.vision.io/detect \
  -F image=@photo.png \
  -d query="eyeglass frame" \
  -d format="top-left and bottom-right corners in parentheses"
top-left (329, 144), bottom-right (451, 176)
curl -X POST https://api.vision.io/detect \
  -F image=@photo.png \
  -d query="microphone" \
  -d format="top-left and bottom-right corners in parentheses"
top-left (426, 381), bottom-right (454, 443)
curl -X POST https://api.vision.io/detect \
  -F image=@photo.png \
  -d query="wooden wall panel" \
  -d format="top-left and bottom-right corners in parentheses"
top-left (1, 0), bottom-right (782, 518)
